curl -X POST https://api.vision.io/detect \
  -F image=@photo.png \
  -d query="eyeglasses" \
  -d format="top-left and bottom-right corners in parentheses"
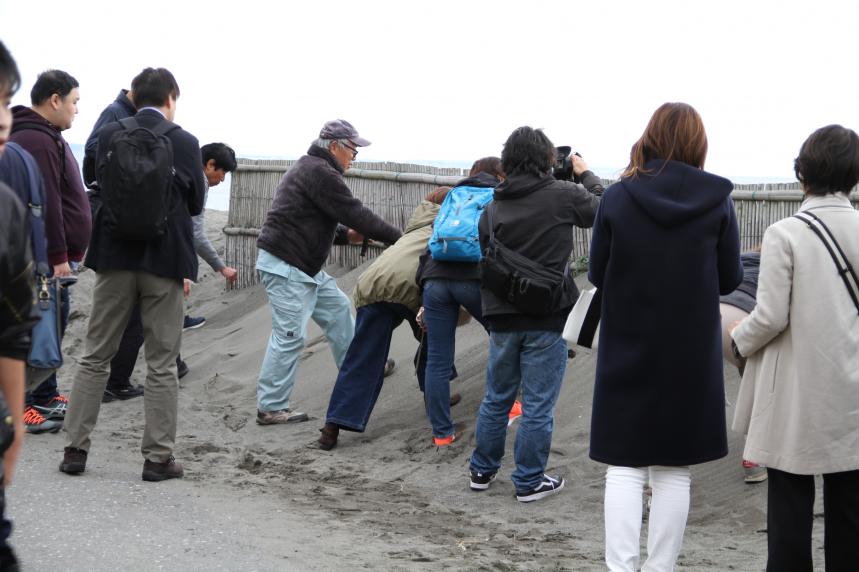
top-left (340, 140), bottom-right (358, 159)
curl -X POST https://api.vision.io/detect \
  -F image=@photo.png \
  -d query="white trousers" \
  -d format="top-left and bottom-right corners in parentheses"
top-left (604, 465), bottom-right (691, 572)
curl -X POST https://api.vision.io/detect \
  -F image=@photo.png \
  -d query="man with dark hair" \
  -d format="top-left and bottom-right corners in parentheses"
top-left (254, 119), bottom-right (402, 425)
top-left (9, 69), bottom-right (91, 433)
top-left (59, 67), bottom-right (205, 482)
top-left (195, 142), bottom-right (238, 285)
top-left (82, 88), bottom-right (135, 192)
top-left (468, 126), bottom-right (603, 503)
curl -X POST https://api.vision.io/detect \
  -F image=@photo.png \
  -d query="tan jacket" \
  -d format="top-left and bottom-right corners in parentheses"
top-left (353, 201), bottom-right (439, 312)
top-left (732, 194), bottom-right (859, 474)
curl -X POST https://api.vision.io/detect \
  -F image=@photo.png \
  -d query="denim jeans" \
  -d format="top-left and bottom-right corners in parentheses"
top-left (256, 259), bottom-right (354, 412)
top-left (422, 279), bottom-right (487, 438)
top-left (470, 330), bottom-right (567, 491)
top-left (26, 283), bottom-right (69, 406)
top-left (326, 302), bottom-right (419, 432)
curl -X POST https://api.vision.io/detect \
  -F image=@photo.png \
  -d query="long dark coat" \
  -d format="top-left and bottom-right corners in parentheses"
top-left (588, 160), bottom-right (742, 466)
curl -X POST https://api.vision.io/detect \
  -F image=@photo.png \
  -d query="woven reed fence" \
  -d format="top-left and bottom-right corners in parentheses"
top-left (224, 160), bottom-right (859, 289)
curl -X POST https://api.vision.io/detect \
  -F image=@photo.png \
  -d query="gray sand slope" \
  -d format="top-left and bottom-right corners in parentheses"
top-left (12, 210), bottom-right (826, 571)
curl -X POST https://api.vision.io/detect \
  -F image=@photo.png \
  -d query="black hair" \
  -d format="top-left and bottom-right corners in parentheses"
top-left (794, 124), bottom-right (859, 196)
top-left (30, 69), bottom-right (78, 106)
top-left (131, 68), bottom-right (180, 109)
top-left (501, 126), bottom-right (555, 178)
top-left (201, 142), bottom-right (237, 172)
top-left (0, 41), bottom-right (20, 98)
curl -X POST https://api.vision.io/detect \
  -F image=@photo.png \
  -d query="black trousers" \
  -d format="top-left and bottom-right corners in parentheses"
top-left (108, 302), bottom-right (182, 389)
top-left (767, 467), bottom-right (859, 572)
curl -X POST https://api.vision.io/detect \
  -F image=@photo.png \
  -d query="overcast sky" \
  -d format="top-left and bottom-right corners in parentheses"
top-left (2, 0), bottom-right (857, 180)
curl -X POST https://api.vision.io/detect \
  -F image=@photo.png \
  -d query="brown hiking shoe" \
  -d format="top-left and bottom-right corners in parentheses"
top-left (59, 447), bottom-right (87, 474)
top-left (142, 456), bottom-right (184, 482)
top-left (317, 422), bottom-right (340, 450)
top-left (256, 409), bottom-right (309, 425)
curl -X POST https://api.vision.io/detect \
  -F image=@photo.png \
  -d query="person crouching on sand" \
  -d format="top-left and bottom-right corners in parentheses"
top-left (318, 187), bottom-right (454, 450)
top-left (254, 120), bottom-right (401, 426)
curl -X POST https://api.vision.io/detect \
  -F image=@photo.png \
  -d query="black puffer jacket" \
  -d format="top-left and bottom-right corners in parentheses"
top-left (257, 145), bottom-right (402, 277)
top-left (479, 171), bottom-right (603, 332)
top-left (0, 183), bottom-right (38, 361)
top-left (415, 171), bottom-right (500, 288)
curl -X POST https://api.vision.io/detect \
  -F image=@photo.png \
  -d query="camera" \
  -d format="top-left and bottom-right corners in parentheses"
top-left (553, 146), bottom-right (582, 182)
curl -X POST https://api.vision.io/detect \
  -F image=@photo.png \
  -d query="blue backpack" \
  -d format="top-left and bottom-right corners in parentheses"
top-left (428, 185), bottom-right (494, 262)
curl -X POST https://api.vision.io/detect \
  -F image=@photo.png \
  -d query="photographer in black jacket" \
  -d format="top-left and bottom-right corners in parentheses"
top-left (468, 126), bottom-right (602, 503)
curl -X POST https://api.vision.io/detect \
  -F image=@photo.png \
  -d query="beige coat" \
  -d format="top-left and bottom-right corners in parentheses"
top-left (353, 201), bottom-right (438, 312)
top-left (732, 194), bottom-right (859, 474)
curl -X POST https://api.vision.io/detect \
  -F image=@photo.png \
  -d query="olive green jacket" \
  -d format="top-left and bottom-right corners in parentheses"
top-left (354, 201), bottom-right (439, 312)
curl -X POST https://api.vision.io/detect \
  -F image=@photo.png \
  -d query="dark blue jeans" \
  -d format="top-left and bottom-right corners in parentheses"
top-left (325, 302), bottom-right (420, 432)
top-left (422, 279), bottom-right (487, 438)
top-left (469, 330), bottom-right (567, 491)
top-left (26, 284), bottom-right (69, 407)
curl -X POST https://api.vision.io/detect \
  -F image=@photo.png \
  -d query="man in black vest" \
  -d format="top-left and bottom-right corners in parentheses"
top-left (60, 68), bottom-right (206, 482)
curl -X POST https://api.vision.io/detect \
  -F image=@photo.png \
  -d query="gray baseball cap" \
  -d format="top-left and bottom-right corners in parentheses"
top-left (319, 119), bottom-right (371, 147)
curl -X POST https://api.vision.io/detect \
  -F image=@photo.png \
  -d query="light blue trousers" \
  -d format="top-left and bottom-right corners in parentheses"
top-left (257, 266), bottom-right (354, 412)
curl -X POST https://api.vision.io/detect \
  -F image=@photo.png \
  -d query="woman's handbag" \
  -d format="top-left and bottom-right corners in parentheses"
top-left (563, 287), bottom-right (602, 349)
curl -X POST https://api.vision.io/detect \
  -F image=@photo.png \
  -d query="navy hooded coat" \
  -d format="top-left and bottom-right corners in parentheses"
top-left (588, 160), bottom-right (743, 466)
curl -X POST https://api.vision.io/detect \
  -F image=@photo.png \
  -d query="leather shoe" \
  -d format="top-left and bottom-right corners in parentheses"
top-left (142, 456), bottom-right (184, 482)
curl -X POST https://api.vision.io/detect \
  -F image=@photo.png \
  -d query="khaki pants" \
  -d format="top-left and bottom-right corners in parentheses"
top-left (64, 270), bottom-right (183, 462)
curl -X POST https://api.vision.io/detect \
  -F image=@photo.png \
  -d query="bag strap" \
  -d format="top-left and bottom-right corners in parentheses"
top-left (6, 143), bottom-right (50, 276)
top-left (11, 121), bottom-right (66, 188)
top-left (118, 117), bottom-right (139, 131)
top-left (793, 212), bottom-right (859, 314)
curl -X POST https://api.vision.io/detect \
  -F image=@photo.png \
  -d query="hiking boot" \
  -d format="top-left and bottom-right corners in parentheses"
top-left (32, 394), bottom-right (68, 420)
top-left (742, 460), bottom-right (768, 483)
top-left (102, 384), bottom-right (144, 403)
top-left (516, 474), bottom-right (565, 503)
top-left (142, 456), bottom-right (184, 482)
top-left (433, 422), bottom-right (466, 447)
top-left (256, 409), bottom-right (309, 425)
top-left (449, 392), bottom-right (462, 407)
top-left (183, 315), bottom-right (206, 331)
top-left (177, 359), bottom-right (189, 379)
top-left (23, 406), bottom-right (62, 434)
top-left (470, 469), bottom-right (497, 491)
top-left (507, 400), bottom-right (523, 427)
top-left (318, 422), bottom-right (339, 450)
top-left (383, 358), bottom-right (396, 377)
top-left (59, 447), bottom-right (87, 474)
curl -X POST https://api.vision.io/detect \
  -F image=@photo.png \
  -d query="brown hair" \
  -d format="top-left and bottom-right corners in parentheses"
top-left (622, 102), bottom-right (708, 179)
top-left (469, 156), bottom-right (504, 179)
top-left (425, 186), bottom-right (452, 205)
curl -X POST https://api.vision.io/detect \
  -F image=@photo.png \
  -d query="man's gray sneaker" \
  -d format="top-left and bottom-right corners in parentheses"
top-left (256, 409), bottom-right (309, 425)
top-left (516, 474), bottom-right (565, 502)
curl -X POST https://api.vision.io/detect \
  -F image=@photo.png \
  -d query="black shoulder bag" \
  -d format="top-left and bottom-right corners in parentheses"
top-left (793, 211), bottom-right (859, 314)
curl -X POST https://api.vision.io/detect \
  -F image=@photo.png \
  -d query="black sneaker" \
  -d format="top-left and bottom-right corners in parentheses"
top-left (469, 469), bottom-right (497, 491)
top-left (59, 447), bottom-right (87, 474)
top-left (516, 474), bottom-right (565, 503)
top-left (142, 456), bottom-right (184, 482)
top-left (177, 360), bottom-right (189, 379)
top-left (183, 315), bottom-right (206, 330)
top-left (102, 384), bottom-right (144, 403)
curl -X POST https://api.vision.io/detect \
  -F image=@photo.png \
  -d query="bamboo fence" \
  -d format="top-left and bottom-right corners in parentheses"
top-left (224, 159), bottom-right (859, 289)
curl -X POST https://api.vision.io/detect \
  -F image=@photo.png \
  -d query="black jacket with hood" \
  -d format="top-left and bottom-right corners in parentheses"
top-left (0, 183), bottom-right (38, 361)
top-left (257, 145), bottom-right (402, 277)
top-left (415, 171), bottom-right (501, 288)
top-left (588, 159), bottom-right (743, 467)
top-left (478, 170), bottom-right (603, 332)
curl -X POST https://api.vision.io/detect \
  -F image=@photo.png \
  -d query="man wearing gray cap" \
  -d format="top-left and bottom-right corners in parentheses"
top-left (254, 119), bottom-right (402, 425)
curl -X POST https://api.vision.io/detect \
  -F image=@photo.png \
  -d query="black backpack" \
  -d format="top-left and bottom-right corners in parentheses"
top-left (101, 117), bottom-right (177, 240)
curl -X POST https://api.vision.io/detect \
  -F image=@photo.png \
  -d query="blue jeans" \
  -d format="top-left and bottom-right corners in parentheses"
top-left (469, 330), bottom-right (567, 491)
top-left (256, 261), bottom-right (354, 412)
top-left (326, 302), bottom-right (419, 432)
top-left (422, 279), bottom-right (487, 438)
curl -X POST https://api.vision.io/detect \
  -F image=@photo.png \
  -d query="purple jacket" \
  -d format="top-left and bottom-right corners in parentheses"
top-left (10, 106), bottom-right (91, 266)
